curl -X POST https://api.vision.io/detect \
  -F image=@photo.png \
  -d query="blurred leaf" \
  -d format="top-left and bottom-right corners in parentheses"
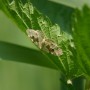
top-left (72, 5), bottom-right (90, 76)
top-left (0, 41), bottom-right (59, 70)
top-left (49, 0), bottom-right (76, 8)
top-left (49, 0), bottom-right (90, 9)
top-left (0, 0), bottom-right (83, 79)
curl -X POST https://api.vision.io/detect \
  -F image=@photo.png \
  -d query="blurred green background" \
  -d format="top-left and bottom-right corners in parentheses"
top-left (0, 10), bottom-right (61, 90)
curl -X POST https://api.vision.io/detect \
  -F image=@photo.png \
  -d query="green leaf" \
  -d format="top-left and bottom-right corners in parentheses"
top-left (0, 0), bottom-right (83, 79)
top-left (72, 5), bottom-right (90, 76)
top-left (49, 0), bottom-right (90, 9)
top-left (0, 41), bottom-right (59, 70)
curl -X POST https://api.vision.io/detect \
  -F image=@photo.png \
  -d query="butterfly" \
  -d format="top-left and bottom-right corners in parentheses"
top-left (26, 29), bottom-right (63, 56)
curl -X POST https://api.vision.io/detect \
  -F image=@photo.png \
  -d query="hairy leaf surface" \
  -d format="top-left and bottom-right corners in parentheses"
top-left (0, 0), bottom-right (83, 79)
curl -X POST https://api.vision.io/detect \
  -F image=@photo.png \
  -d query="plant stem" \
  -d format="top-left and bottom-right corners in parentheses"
top-left (72, 76), bottom-right (86, 90)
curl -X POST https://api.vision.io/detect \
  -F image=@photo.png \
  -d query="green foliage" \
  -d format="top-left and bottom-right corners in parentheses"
top-left (0, 41), bottom-right (59, 69)
top-left (72, 5), bottom-right (90, 76)
top-left (0, 0), bottom-right (83, 80)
